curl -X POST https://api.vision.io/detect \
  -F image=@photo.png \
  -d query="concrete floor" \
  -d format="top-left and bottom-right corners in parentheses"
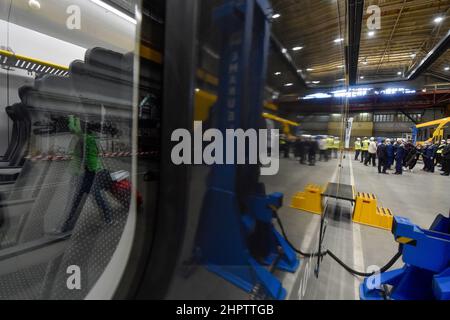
top-left (265, 152), bottom-right (450, 300)
top-left (168, 152), bottom-right (449, 300)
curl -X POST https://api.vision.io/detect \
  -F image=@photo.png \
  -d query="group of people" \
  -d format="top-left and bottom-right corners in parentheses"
top-left (279, 133), bottom-right (450, 177)
top-left (354, 137), bottom-right (450, 176)
top-left (280, 134), bottom-right (341, 166)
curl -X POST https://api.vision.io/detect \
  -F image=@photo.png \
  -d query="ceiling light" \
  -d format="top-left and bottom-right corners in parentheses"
top-left (360, 76), bottom-right (365, 79)
top-left (28, 0), bottom-right (41, 9)
top-left (434, 16), bottom-right (444, 24)
top-left (368, 31), bottom-right (375, 37)
top-left (334, 38), bottom-right (344, 43)
top-left (410, 53), bottom-right (416, 58)
top-left (284, 83), bottom-right (293, 87)
top-left (195, 88), bottom-right (200, 92)
top-left (297, 69), bottom-right (302, 73)
top-left (445, 67), bottom-right (450, 71)
top-left (90, 0), bottom-right (137, 24)
top-left (397, 71), bottom-right (402, 76)
top-left (312, 81), bottom-right (320, 84)
top-left (281, 48), bottom-right (287, 54)
top-left (306, 68), bottom-right (314, 71)
top-left (422, 88), bottom-right (427, 93)
top-left (292, 46), bottom-right (303, 51)
top-left (274, 72), bottom-right (281, 76)
top-left (338, 65), bottom-right (344, 68)
top-left (336, 78), bottom-right (345, 82)
top-left (272, 13), bottom-right (281, 19)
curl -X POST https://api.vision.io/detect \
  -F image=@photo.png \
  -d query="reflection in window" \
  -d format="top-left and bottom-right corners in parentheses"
top-left (0, 0), bottom-right (142, 299)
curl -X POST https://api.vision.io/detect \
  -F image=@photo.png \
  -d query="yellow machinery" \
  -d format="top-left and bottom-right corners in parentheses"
top-left (352, 193), bottom-right (393, 231)
top-left (415, 117), bottom-right (450, 145)
top-left (291, 185), bottom-right (394, 231)
top-left (194, 88), bottom-right (299, 135)
top-left (262, 112), bottom-right (299, 136)
top-left (290, 184), bottom-right (324, 215)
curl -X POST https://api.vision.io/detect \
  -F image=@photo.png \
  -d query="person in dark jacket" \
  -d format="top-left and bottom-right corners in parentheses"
top-left (298, 136), bottom-right (308, 165)
top-left (441, 139), bottom-right (450, 176)
top-left (386, 139), bottom-right (394, 170)
top-left (436, 140), bottom-right (446, 168)
top-left (394, 140), bottom-right (406, 175)
top-left (280, 134), bottom-right (289, 158)
top-left (403, 141), bottom-right (415, 167)
top-left (308, 136), bottom-right (318, 166)
top-left (377, 140), bottom-right (389, 174)
top-left (427, 143), bottom-right (437, 173)
top-left (422, 142), bottom-right (437, 173)
top-left (406, 145), bottom-right (422, 172)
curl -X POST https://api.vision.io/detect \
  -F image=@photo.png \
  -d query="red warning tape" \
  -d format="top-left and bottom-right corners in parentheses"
top-left (25, 151), bottom-right (157, 162)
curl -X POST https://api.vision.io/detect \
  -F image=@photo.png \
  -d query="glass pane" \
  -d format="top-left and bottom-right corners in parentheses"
top-left (0, 0), bottom-right (141, 299)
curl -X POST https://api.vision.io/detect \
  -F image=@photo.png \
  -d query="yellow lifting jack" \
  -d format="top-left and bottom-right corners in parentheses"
top-left (291, 184), bottom-right (394, 231)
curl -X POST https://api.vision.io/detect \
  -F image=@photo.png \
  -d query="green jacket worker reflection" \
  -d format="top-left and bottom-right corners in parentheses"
top-left (62, 115), bottom-right (112, 233)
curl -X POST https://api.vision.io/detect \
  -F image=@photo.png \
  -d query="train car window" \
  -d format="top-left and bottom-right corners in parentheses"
top-left (162, 0), bottom-right (349, 300)
top-left (0, 0), bottom-right (145, 299)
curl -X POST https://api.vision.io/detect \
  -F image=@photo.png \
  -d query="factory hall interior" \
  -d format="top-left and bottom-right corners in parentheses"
top-left (0, 0), bottom-right (449, 302)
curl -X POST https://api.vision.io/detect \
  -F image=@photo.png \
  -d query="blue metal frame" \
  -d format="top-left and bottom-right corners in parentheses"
top-left (194, 0), bottom-right (299, 300)
top-left (412, 126), bottom-right (418, 144)
top-left (360, 215), bottom-right (450, 300)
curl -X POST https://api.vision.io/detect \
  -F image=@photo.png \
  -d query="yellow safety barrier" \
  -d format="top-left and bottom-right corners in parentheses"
top-left (375, 207), bottom-right (394, 231)
top-left (290, 184), bottom-right (323, 215)
top-left (352, 192), bottom-right (393, 231)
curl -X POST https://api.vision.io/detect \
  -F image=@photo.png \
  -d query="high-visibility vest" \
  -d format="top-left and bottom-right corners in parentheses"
top-left (333, 140), bottom-right (340, 149)
top-left (326, 138), bottom-right (334, 149)
top-left (354, 141), bottom-right (361, 150)
top-left (362, 140), bottom-right (370, 151)
top-left (437, 145), bottom-right (445, 154)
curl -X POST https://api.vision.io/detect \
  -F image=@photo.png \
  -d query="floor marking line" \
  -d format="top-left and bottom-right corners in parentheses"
top-left (348, 154), bottom-right (365, 300)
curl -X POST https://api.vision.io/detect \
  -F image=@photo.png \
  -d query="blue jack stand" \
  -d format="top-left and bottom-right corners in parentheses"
top-left (194, 0), bottom-right (299, 300)
top-left (361, 214), bottom-right (450, 300)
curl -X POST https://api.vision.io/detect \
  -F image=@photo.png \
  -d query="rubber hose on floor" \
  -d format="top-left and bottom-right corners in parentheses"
top-left (272, 207), bottom-right (403, 277)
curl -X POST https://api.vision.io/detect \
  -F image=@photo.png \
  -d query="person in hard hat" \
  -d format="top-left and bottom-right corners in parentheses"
top-left (326, 135), bottom-right (334, 159)
top-left (423, 141), bottom-right (437, 173)
top-left (376, 139), bottom-right (388, 174)
top-left (332, 137), bottom-right (340, 159)
top-left (364, 137), bottom-right (377, 167)
top-left (386, 138), bottom-right (394, 170)
top-left (361, 137), bottom-right (370, 163)
top-left (354, 138), bottom-right (362, 161)
top-left (318, 136), bottom-right (328, 161)
top-left (436, 140), bottom-right (446, 168)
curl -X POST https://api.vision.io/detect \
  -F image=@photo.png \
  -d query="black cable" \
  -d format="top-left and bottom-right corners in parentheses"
top-left (272, 207), bottom-right (403, 277)
top-left (272, 207), bottom-right (325, 258)
top-left (326, 247), bottom-right (402, 277)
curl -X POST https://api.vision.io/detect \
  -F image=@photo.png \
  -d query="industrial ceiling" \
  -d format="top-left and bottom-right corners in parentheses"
top-left (268, 0), bottom-right (450, 96)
